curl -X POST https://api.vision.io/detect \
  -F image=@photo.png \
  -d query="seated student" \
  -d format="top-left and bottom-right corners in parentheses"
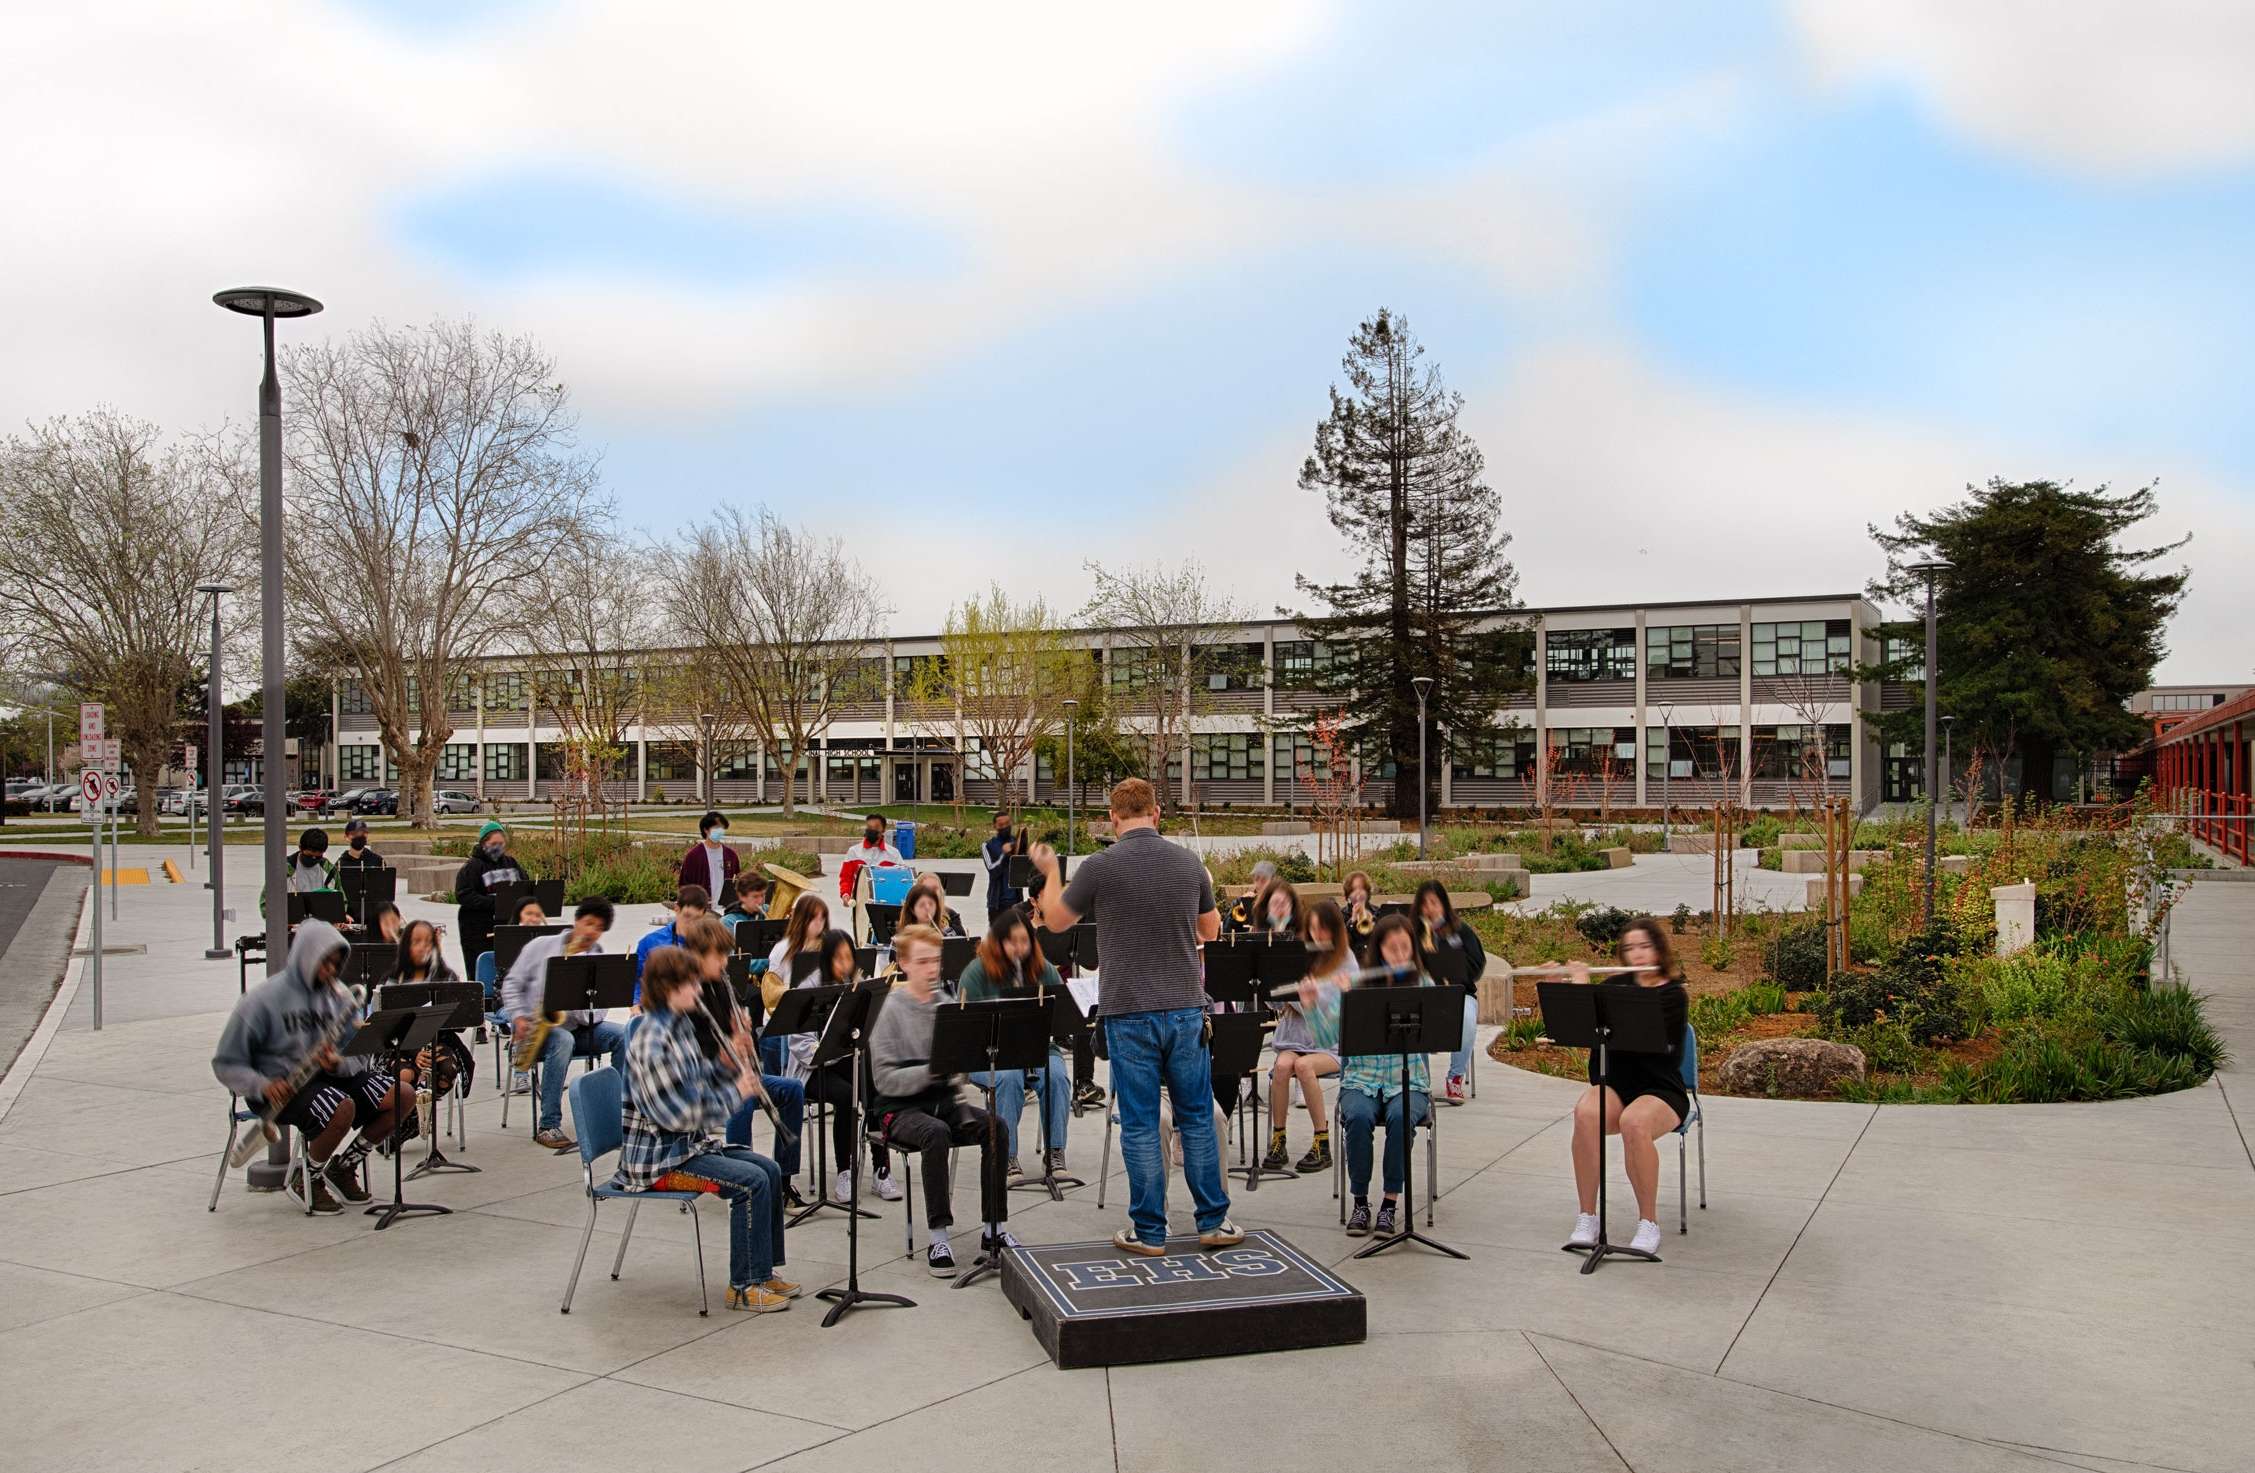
top-left (671, 913), bottom-right (810, 1210)
top-left (1415, 880), bottom-right (1488, 1105)
top-left (898, 877), bottom-right (965, 938)
top-left (1019, 873), bottom-right (1104, 1110)
top-left (1261, 899), bottom-right (1350, 1174)
top-left (211, 919), bottom-right (402, 1214)
top-left (620, 946), bottom-right (797, 1313)
top-left (868, 925), bottom-right (1009, 1277)
top-left (720, 872), bottom-right (771, 925)
top-left (636, 885), bottom-right (712, 998)
top-left (790, 929), bottom-right (902, 1204)
top-left (1216, 878), bottom-right (1303, 1121)
top-left (1565, 918), bottom-right (1689, 1260)
top-left (763, 891), bottom-right (831, 1077)
top-left (1306, 914), bottom-right (1432, 1239)
top-left (488, 895), bottom-right (550, 1035)
top-left (957, 907), bottom-right (1070, 1177)
top-left (368, 901), bottom-right (403, 944)
top-left (1223, 859), bottom-right (1278, 933)
top-left (381, 917), bottom-right (475, 1117)
top-left (503, 897), bottom-right (625, 1152)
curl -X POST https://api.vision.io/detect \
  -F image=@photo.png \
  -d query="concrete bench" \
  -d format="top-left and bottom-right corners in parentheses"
top-left (1805, 874), bottom-right (1864, 907)
top-left (1780, 849), bottom-right (1885, 874)
top-left (1599, 846), bottom-right (1633, 869)
top-left (1259, 821), bottom-right (1312, 836)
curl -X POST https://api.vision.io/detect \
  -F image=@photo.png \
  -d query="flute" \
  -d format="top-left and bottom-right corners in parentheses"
top-left (1505, 964), bottom-right (1660, 977)
top-left (694, 991), bottom-right (799, 1150)
top-left (1262, 958), bottom-right (1422, 1002)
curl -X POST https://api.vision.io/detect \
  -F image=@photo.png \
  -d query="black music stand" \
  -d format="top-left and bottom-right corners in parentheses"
top-left (493, 878), bottom-right (565, 922)
top-left (493, 923), bottom-right (565, 981)
top-left (341, 942), bottom-right (398, 996)
top-left (767, 984), bottom-right (867, 1227)
top-left (1537, 981), bottom-right (1674, 1274)
top-left (1008, 853), bottom-right (1064, 890)
top-left (544, 954), bottom-right (636, 1018)
top-left (855, 945), bottom-right (880, 979)
top-left (342, 1006), bottom-right (450, 1230)
top-left (816, 981), bottom-right (915, 1328)
top-left (288, 891), bottom-right (347, 929)
top-left (939, 936), bottom-right (975, 985)
top-left (379, 982), bottom-right (486, 1180)
top-left (933, 998), bottom-right (1046, 1287)
top-left (1000, 986), bottom-right (1088, 1202)
top-left (937, 870), bottom-right (976, 898)
top-left (864, 903), bottom-right (902, 945)
top-left (736, 916), bottom-right (788, 955)
top-left (1203, 947), bottom-right (1288, 1188)
top-left (1036, 926), bottom-right (1077, 970)
top-left (1338, 985), bottom-right (1469, 1261)
top-left (338, 867), bottom-right (396, 928)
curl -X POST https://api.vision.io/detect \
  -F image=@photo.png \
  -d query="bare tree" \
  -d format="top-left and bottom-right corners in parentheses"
top-left (1080, 559), bottom-right (1244, 814)
top-left (642, 640), bottom-right (758, 807)
top-left (671, 509), bottom-right (886, 817)
top-left (530, 528), bottom-right (659, 829)
top-left (0, 412), bottom-right (255, 834)
top-left (278, 319), bottom-right (605, 827)
top-left (940, 584), bottom-right (1080, 823)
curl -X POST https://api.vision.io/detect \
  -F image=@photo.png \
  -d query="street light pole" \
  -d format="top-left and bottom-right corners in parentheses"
top-left (1412, 676), bottom-right (1434, 860)
top-left (198, 583), bottom-right (233, 959)
top-left (1940, 715), bottom-right (1955, 829)
top-left (1907, 557), bottom-right (1952, 926)
top-left (1062, 698), bottom-right (1078, 860)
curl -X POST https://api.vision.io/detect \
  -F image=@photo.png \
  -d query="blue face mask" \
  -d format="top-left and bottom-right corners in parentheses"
top-left (709, 829), bottom-right (727, 843)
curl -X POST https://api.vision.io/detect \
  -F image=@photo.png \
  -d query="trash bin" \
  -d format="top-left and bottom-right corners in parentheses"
top-left (894, 819), bottom-right (917, 860)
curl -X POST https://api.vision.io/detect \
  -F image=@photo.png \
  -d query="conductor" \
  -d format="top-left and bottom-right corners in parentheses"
top-left (1031, 777), bottom-right (1242, 1258)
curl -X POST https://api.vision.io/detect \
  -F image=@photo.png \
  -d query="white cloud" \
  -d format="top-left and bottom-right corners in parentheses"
top-left (1789, 0), bottom-right (2255, 174)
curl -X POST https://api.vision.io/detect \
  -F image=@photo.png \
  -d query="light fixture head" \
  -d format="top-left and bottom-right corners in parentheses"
top-left (212, 286), bottom-right (323, 319)
top-left (195, 581), bottom-right (234, 596)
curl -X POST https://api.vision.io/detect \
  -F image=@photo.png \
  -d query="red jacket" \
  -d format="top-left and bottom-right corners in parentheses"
top-left (677, 841), bottom-right (740, 898)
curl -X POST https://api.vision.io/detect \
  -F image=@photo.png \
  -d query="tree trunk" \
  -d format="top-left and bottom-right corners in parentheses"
top-left (2017, 734), bottom-right (2057, 804)
top-left (399, 751), bottom-right (440, 829)
top-left (128, 735), bottom-right (164, 837)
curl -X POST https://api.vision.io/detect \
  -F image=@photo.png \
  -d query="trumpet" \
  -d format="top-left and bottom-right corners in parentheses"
top-left (693, 987), bottom-right (798, 1150)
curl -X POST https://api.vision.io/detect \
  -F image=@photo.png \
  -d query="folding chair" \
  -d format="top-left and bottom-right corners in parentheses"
top-left (1336, 1082), bottom-right (1440, 1227)
top-left (559, 1069), bottom-right (714, 1316)
top-left (1674, 1022), bottom-right (1707, 1234)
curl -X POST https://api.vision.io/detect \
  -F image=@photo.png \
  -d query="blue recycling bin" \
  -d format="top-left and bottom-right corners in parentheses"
top-left (894, 819), bottom-right (917, 860)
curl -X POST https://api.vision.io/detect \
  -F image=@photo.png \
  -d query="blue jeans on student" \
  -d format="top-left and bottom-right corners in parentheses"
top-left (539, 1020), bottom-right (626, 1133)
top-left (1104, 1006), bottom-right (1231, 1247)
top-left (1339, 1086), bottom-right (1431, 1199)
top-left (677, 1144), bottom-right (785, 1289)
top-left (969, 1049), bottom-right (1070, 1161)
top-left (757, 1034), bottom-right (786, 1078)
top-left (1447, 994), bottom-right (1480, 1080)
top-left (725, 1074), bottom-right (807, 1180)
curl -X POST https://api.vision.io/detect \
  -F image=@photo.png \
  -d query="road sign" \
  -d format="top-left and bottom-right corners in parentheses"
top-left (94, 738), bottom-right (121, 770)
top-left (102, 771), bottom-right (121, 802)
top-left (79, 703), bottom-right (103, 747)
top-left (80, 770), bottom-right (103, 807)
top-left (185, 743), bottom-right (198, 775)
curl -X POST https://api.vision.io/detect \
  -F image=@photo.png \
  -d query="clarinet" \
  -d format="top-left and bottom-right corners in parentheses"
top-left (229, 980), bottom-right (369, 1167)
top-left (693, 991), bottom-right (799, 1149)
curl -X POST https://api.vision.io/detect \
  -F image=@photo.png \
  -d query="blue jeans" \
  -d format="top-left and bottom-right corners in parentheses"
top-left (969, 1049), bottom-right (1069, 1161)
top-left (1339, 1087), bottom-right (1431, 1199)
top-left (1104, 1007), bottom-right (1231, 1246)
top-left (757, 1034), bottom-right (787, 1078)
top-left (540, 1020), bottom-right (626, 1133)
top-left (677, 1144), bottom-right (785, 1289)
top-left (1447, 994), bottom-right (1480, 1080)
top-left (725, 1074), bottom-right (807, 1179)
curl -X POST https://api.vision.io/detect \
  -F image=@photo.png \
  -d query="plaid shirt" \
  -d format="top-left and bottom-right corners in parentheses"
top-left (612, 1010), bottom-right (741, 1192)
top-left (1309, 972), bottom-right (1434, 1101)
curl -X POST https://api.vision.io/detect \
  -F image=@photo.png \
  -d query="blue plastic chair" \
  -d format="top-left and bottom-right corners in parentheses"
top-left (559, 1068), bottom-right (712, 1316)
top-left (1674, 1022), bottom-right (1706, 1234)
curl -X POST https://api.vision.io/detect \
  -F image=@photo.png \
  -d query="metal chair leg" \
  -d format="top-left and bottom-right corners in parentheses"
top-left (1426, 1110), bottom-right (1438, 1227)
top-left (1697, 1112), bottom-right (1707, 1209)
top-left (1678, 1133), bottom-right (1687, 1234)
top-left (1096, 1112), bottom-right (1114, 1209)
top-left (688, 1201), bottom-right (708, 1317)
top-left (901, 1149), bottom-right (916, 1256)
top-left (212, 1104), bottom-right (237, 1212)
top-left (561, 1197), bottom-right (599, 1313)
top-left (610, 1199), bottom-right (641, 1279)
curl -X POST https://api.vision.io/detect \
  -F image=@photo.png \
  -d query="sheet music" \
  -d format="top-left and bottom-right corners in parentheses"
top-left (1065, 974), bottom-right (1100, 1018)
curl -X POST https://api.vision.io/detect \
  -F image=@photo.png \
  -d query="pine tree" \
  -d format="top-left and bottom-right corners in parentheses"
top-left (1292, 309), bottom-right (1527, 820)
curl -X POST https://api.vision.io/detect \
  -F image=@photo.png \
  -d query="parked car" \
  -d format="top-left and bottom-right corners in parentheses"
top-left (432, 789), bottom-right (482, 815)
top-left (221, 785), bottom-right (264, 816)
top-left (353, 788), bottom-right (399, 816)
top-left (294, 790), bottom-right (333, 814)
top-left (324, 788), bottom-right (369, 816)
top-left (158, 787), bottom-right (196, 815)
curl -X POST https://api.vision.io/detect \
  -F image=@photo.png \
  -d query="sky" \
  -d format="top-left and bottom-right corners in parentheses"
top-left (4, 0), bottom-right (2250, 680)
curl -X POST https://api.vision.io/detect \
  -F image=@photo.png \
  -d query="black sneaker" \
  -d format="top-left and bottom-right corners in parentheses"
top-left (1345, 1202), bottom-right (1372, 1237)
top-left (1295, 1139), bottom-right (1332, 1174)
top-left (291, 1168), bottom-right (343, 1215)
top-left (324, 1159), bottom-right (371, 1204)
top-left (1073, 1081), bottom-right (1106, 1110)
top-left (927, 1242), bottom-right (958, 1278)
top-left (1374, 1201), bottom-right (1398, 1236)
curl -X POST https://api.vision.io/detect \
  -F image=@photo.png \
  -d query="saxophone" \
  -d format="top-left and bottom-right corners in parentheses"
top-left (229, 980), bottom-right (369, 1167)
top-left (511, 931), bottom-right (593, 1071)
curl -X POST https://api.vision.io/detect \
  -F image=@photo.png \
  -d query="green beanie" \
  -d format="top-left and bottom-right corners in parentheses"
top-left (477, 819), bottom-right (506, 844)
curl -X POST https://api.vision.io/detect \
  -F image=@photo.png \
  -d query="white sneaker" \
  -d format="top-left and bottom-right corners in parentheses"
top-left (875, 1170), bottom-right (904, 1202)
top-left (1567, 1212), bottom-right (1601, 1249)
top-left (832, 1170), bottom-right (854, 1203)
top-left (1630, 1219), bottom-right (1663, 1256)
top-left (510, 1068), bottom-right (532, 1094)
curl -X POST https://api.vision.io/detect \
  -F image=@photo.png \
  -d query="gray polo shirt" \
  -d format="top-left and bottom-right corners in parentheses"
top-left (1060, 826), bottom-right (1215, 1017)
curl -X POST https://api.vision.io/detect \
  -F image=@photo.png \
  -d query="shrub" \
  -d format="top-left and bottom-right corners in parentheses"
top-left (2101, 987), bottom-right (2227, 1077)
top-left (1670, 902), bottom-right (1691, 935)
top-left (1769, 922), bottom-right (1831, 990)
top-left (1575, 905), bottom-right (1634, 949)
top-left (1689, 988), bottom-right (1754, 1039)
top-left (1209, 846), bottom-right (1316, 886)
top-left (1815, 923), bottom-right (1967, 1044)
top-left (1740, 981), bottom-right (1788, 1015)
top-left (1739, 814), bottom-right (1783, 849)
top-left (1834, 1017), bottom-right (1927, 1074)
top-left (1699, 934), bottom-right (1732, 971)
top-left (1756, 846), bottom-right (1783, 871)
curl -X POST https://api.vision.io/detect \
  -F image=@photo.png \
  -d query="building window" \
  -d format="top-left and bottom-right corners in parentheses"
top-left (1644, 725), bottom-right (1734, 780)
top-left (1548, 727), bottom-right (1636, 777)
top-left (1646, 624), bottom-right (1741, 681)
top-left (534, 743), bottom-right (570, 781)
top-left (338, 681), bottom-right (372, 716)
top-left (339, 746), bottom-right (382, 782)
top-left (1272, 733), bottom-right (1331, 783)
top-left (483, 744), bottom-right (526, 782)
top-left (831, 658), bottom-right (888, 704)
top-left (646, 742), bottom-right (697, 783)
top-left (483, 672), bottom-right (528, 711)
top-left (892, 654), bottom-right (949, 698)
top-left (1752, 619), bottom-right (1851, 677)
top-left (1273, 639), bottom-right (1342, 690)
top-left (1881, 632), bottom-right (1924, 683)
top-left (1105, 647), bottom-right (1163, 693)
top-left (712, 742), bottom-right (758, 780)
top-left (1192, 733), bottom-right (1264, 781)
top-left (1451, 732), bottom-right (1538, 781)
top-left (1545, 628), bottom-right (1636, 683)
top-left (436, 743), bottom-right (477, 782)
top-left (2151, 692), bottom-right (2228, 712)
top-left (1195, 643), bottom-right (1265, 692)
top-left (1750, 725), bottom-right (1847, 780)
top-left (1356, 739), bottom-right (1398, 780)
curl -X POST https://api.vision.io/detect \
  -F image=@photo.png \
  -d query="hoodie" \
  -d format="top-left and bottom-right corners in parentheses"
top-left (211, 919), bottom-right (361, 1098)
top-left (453, 844), bottom-right (527, 957)
top-left (868, 985), bottom-right (953, 1112)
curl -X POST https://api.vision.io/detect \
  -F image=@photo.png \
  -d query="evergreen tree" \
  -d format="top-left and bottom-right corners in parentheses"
top-left (1863, 479), bottom-right (2187, 803)
top-left (1292, 309), bottom-right (1526, 819)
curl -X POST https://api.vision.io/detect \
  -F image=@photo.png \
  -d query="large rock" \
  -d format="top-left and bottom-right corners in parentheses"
top-left (1714, 1037), bottom-right (1867, 1098)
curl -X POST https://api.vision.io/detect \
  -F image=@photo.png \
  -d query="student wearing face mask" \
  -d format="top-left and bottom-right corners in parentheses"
top-left (678, 810), bottom-right (740, 898)
top-left (839, 813), bottom-right (904, 903)
top-left (982, 810), bottom-right (1021, 917)
top-left (453, 819), bottom-right (529, 977)
top-left (335, 817), bottom-right (383, 875)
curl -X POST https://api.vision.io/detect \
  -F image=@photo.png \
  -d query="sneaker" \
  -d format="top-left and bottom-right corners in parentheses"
top-left (1112, 1228), bottom-right (1167, 1258)
top-left (782, 1183), bottom-right (808, 1211)
top-left (1345, 1202), bottom-right (1372, 1237)
top-left (1630, 1219), bottom-right (1663, 1257)
top-left (1006, 1156), bottom-right (1024, 1179)
top-left (760, 1276), bottom-right (803, 1300)
top-left (926, 1242), bottom-right (958, 1278)
top-left (323, 1159), bottom-right (371, 1204)
top-left (290, 1168), bottom-right (343, 1215)
top-left (832, 1170), bottom-right (854, 1203)
top-left (1074, 1081), bottom-right (1106, 1110)
top-left (874, 1171), bottom-right (904, 1203)
top-left (533, 1128), bottom-right (575, 1152)
top-left (1294, 1138), bottom-right (1332, 1174)
top-left (724, 1284), bottom-right (792, 1313)
top-left (1198, 1219), bottom-right (1246, 1249)
top-left (1373, 1201), bottom-right (1397, 1236)
top-left (980, 1231), bottom-right (1007, 1259)
top-left (1444, 1074), bottom-right (1467, 1106)
top-left (1045, 1147), bottom-right (1068, 1175)
top-left (510, 1068), bottom-right (533, 1094)
top-left (473, 1024), bottom-right (489, 1045)
top-left (1567, 1212), bottom-right (1601, 1250)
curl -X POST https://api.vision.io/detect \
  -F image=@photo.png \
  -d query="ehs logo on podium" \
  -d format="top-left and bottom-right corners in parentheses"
top-left (1053, 1249), bottom-right (1287, 1292)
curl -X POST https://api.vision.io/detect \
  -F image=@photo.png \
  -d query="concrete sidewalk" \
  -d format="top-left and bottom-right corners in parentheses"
top-left (0, 844), bottom-right (2249, 1472)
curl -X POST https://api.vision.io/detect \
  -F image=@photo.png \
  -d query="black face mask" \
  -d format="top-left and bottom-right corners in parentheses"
top-left (865, 830), bottom-right (883, 845)
top-left (996, 826), bottom-right (1012, 841)
top-left (349, 837), bottom-right (365, 851)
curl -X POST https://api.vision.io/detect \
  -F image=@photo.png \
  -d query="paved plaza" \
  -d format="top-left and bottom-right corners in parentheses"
top-left (0, 845), bottom-right (2249, 1472)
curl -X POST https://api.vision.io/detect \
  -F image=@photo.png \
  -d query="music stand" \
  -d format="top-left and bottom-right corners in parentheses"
top-left (338, 867), bottom-right (396, 928)
top-left (1337, 985), bottom-right (1469, 1261)
top-left (377, 982), bottom-right (485, 1179)
top-left (766, 984), bottom-right (867, 1228)
top-left (937, 870), bottom-right (976, 898)
top-left (790, 950), bottom-right (824, 985)
top-left (815, 981), bottom-right (915, 1327)
top-left (1423, 937), bottom-right (1471, 988)
top-left (864, 903), bottom-right (902, 945)
top-left (341, 942), bottom-right (398, 995)
top-left (1536, 981), bottom-right (1675, 1274)
top-left (736, 917), bottom-right (788, 955)
top-left (1257, 938), bottom-right (1312, 988)
top-left (543, 954), bottom-right (636, 1018)
top-left (342, 1006), bottom-right (450, 1230)
top-left (932, 998), bottom-right (1046, 1287)
top-left (1008, 853), bottom-right (1065, 890)
top-left (1036, 926), bottom-right (1076, 970)
top-left (494, 878), bottom-right (565, 922)
top-left (288, 891), bottom-right (347, 929)
top-left (855, 945), bottom-right (880, 979)
top-left (940, 936), bottom-right (975, 985)
top-left (493, 923), bottom-right (565, 981)
top-left (1071, 921), bottom-right (1099, 972)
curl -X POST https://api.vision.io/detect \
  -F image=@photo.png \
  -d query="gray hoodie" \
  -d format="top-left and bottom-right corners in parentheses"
top-left (211, 919), bottom-right (362, 1099)
top-left (869, 985), bottom-right (950, 1110)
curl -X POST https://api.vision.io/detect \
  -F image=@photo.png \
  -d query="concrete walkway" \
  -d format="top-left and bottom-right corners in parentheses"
top-left (0, 846), bottom-right (2249, 1471)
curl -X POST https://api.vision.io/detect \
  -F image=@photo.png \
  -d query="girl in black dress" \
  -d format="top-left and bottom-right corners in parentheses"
top-left (1565, 917), bottom-right (1688, 1259)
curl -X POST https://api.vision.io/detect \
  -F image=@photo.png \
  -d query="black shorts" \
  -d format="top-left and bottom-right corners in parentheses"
top-left (1610, 1080), bottom-right (1688, 1126)
top-left (276, 1070), bottom-right (392, 1133)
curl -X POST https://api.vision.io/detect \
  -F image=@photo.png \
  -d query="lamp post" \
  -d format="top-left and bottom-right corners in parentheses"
top-left (698, 713), bottom-right (714, 806)
top-left (1062, 698), bottom-right (1078, 860)
top-left (1412, 676), bottom-right (1435, 859)
top-left (1906, 556), bottom-right (1952, 925)
top-left (1940, 714), bottom-right (1955, 829)
top-left (197, 582), bottom-right (234, 959)
top-left (1658, 703), bottom-right (1674, 846)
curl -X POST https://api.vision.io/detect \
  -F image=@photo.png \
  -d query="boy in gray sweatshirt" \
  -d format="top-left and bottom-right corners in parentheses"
top-left (867, 926), bottom-right (1008, 1277)
top-left (211, 919), bottom-right (402, 1213)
